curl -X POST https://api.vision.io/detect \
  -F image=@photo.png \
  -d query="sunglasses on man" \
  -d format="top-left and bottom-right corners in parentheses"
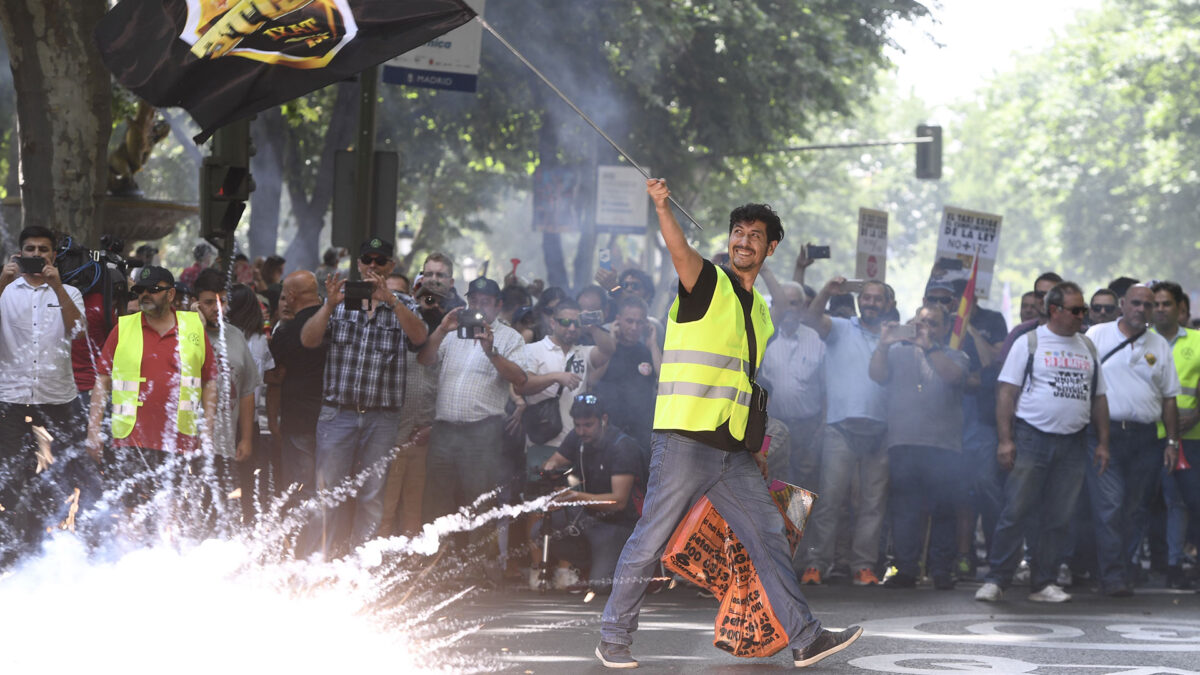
top-left (924, 295), bottom-right (955, 305)
top-left (360, 254), bottom-right (391, 266)
top-left (131, 285), bottom-right (172, 295)
top-left (1090, 303), bottom-right (1117, 314)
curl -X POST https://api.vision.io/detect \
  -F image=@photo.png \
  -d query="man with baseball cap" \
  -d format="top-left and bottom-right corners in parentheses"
top-left (87, 265), bottom-right (219, 506)
top-left (418, 275), bottom-right (529, 574)
top-left (299, 238), bottom-right (428, 558)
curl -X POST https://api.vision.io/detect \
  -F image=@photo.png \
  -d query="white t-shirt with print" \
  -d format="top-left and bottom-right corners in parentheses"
top-left (998, 325), bottom-right (1106, 434)
top-left (524, 336), bottom-right (593, 447)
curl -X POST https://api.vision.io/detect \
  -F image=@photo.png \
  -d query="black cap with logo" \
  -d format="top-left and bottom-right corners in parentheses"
top-left (132, 266), bottom-right (175, 292)
top-left (359, 237), bottom-right (395, 258)
top-left (466, 277), bottom-right (501, 298)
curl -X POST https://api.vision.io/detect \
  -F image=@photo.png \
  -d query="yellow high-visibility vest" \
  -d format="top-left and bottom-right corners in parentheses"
top-left (1158, 327), bottom-right (1200, 441)
top-left (110, 311), bottom-right (205, 439)
top-left (653, 268), bottom-right (773, 440)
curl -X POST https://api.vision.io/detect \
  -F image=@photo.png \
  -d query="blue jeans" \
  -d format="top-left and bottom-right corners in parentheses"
top-left (985, 419), bottom-right (1087, 591)
top-left (801, 423), bottom-right (888, 573)
top-left (1164, 439), bottom-right (1200, 566)
top-left (309, 406), bottom-right (401, 557)
top-left (1085, 422), bottom-right (1161, 590)
top-left (962, 400), bottom-right (1004, 558)
top-left (600, 432), bottom-right (821, 650)
top-left (543, 507), bottom-right (636, 591)
top-left (888, 445), bottom-right (960, 579)
top-left (279, 426), bottom-right (317, 501)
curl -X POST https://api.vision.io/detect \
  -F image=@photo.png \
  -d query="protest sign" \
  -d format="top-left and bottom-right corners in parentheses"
top-left (855, 208), bottom-right (888, 282)
top-left (935, 206), bottom-right (1003, 299)
top-left (595, 165), bottom-right (650, 234)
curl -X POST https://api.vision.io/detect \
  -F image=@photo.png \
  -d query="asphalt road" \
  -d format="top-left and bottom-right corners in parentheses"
top-left (449, 579), bottom-right (1200, 674)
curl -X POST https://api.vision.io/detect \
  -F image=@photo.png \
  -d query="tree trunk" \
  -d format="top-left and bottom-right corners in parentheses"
top-left (0, 0), bottom-right (110, 246)
top-left (248, 109), bottom-right (285, 260)
top-left (281, 83), bottom-right (356, 270)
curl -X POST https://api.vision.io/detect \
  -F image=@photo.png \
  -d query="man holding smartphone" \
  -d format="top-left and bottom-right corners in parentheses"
top-left (0, 226), bottom-right (86, 566)
top-left (298, 237), bottom-right (428, 558)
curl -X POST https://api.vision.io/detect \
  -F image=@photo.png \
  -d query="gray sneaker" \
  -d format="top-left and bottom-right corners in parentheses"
top-left (793, 626), bottom-right (863, 668)
top-left (595, 641), bottom-right (638, 669)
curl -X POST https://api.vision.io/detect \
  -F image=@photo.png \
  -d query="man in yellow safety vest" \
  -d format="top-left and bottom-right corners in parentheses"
top-left (86, 266), bottom-right (218, 505)
top-left (595, 180), bottom-right (861, 670)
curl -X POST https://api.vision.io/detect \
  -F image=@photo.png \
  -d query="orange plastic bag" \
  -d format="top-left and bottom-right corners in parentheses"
top-left (661, 480), bottom-right (817, 658)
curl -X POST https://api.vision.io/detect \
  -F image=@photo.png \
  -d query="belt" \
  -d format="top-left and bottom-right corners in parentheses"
top-left (325, 403), bottom-right (397, 415)
top-left (1111, 419), bottom-right (1156, 431)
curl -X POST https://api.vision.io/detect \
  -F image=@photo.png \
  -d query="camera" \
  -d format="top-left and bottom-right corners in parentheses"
top-left (580, 309), bottom-right (604, 327)
top-left (527, 467), bottom-right (573, 497)
top-left (805, 244), bottom-right (831, 259)
top-left (457, 309), bottom-right (487, 339)
top-left (16, 256), bottom-right (45, 275)
top-left (343, 280), bottom-right (373, 312)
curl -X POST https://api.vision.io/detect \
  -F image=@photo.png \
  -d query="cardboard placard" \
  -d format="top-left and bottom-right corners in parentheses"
top-left (855, 208), bottom-right (888, 282)
top-left (935, 206), bottom-right (1003, 299)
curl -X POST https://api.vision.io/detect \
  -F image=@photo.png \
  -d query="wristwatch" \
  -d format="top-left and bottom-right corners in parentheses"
top-left (1167, 439), bottom-right (1179, 448)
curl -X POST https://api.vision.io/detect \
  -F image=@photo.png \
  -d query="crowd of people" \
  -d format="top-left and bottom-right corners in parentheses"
top-left (1, 220), bottom-right (1197, 606)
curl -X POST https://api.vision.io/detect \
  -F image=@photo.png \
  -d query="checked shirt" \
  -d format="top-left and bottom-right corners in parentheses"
top-left (322, 293), bottom-right (421, 410)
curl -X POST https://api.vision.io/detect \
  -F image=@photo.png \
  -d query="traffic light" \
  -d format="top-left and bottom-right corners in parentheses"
top-left (200, 119), bottom-right (255, 252)
top-left (916, 124), bottom-right (942, 180)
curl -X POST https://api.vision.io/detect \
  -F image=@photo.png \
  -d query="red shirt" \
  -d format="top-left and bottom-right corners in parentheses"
top-left (72, 292), bottom-right (114, 392)
top-left (99, 310), bottom-right (217, 453)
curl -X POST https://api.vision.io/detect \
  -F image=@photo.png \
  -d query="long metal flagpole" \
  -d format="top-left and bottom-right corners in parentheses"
top-left (475, 15), bottom-right (704, 230)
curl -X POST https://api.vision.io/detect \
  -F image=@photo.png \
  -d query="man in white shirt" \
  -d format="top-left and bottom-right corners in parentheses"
top-left (0, 226), bottom-right (86, 566)
top-left (1084, 283), bottom-right (1179, 596)
top-left (519, 298), bottom-right (615, 467)
top-left (759, 281), bottom-right (825, 489)
top-left (977, 281), bottom-right (1110, 604)
top-left (418, 276), bottom-right (529, 573)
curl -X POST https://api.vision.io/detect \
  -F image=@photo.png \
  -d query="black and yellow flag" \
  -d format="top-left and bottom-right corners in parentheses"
top-left (96, 0), bottom-right (476, 142)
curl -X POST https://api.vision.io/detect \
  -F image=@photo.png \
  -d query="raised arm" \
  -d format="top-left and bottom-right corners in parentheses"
top-left (648, 179), bottom-right (703, 293)
top-left (300, 274), bottom-right (343, 349)
top-left (803, 277), bottom-right (844, 339)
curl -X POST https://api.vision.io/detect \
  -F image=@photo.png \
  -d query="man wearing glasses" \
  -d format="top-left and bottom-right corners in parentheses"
top-left (978, 281), bottom-right (1111, 603)
top-left (1089, 289), bottom-right (1120, 326)
top-left (299, 238), bottom-right (428, 558)
top-left (999, 272), bottom-right (1063, 361)
top-left (1084, 283), bottom-right (1179, 596)
top-left (87, 266), bottom-right (218, 502)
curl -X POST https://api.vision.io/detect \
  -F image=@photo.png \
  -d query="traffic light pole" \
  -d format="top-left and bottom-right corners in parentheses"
top-left (350, 65), bottom-right (379, 281)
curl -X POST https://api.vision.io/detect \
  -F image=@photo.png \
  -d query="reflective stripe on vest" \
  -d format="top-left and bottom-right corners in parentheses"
top-left (110, 311), bottom-right (206, 439)
top-left (1158, 327), bottom-right (1200, 441)
top-left (653, 268), bottom-right (773, 440)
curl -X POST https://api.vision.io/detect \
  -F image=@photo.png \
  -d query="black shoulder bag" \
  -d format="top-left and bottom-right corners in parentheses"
top-left (525, 384), bottom-right (564, 444)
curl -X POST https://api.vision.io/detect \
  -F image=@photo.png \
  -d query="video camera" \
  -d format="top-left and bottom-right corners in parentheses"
top-left (55, 234), bottom-right (146, 333)
top-left (457, 309), bottom-right (487, 339)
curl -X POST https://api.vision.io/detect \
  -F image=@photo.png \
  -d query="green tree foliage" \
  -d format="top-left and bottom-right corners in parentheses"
top-left (950, 0), bottom-right (1200, 292)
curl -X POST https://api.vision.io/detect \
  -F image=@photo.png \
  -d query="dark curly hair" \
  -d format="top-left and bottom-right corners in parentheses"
top-left (728, 203), bottom-right (784, 244)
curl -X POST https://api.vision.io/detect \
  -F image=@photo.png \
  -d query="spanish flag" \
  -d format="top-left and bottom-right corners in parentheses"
top-left (95, 0), bottom-right (476, 142)
top-left (949, 251), bottom-right (980, 350)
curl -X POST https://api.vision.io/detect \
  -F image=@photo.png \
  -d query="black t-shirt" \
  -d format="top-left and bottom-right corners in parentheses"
top-left (269, 305), bottom-right (328, 435)
top-left (557, 425), bottom-right (643, 525)
top-left (594, 341), bottom-right (656, 447)
top-left (660, 260), bottom-right (756, 453)
top-left (963, 306), bottom-right (1009, 426)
